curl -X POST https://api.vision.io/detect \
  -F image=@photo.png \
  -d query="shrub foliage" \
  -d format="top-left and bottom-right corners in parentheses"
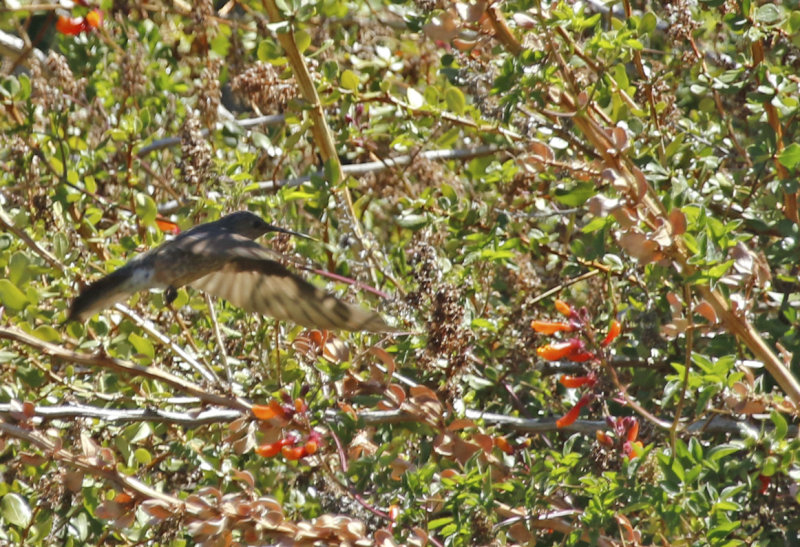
top-left (2, 0), bottom-right (800, 544)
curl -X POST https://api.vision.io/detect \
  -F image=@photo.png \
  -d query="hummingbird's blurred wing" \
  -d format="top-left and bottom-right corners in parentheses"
top-left (190, 255), bottom-right (398, 333)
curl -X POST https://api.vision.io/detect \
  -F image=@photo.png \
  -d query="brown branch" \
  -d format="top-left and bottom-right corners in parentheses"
top-left (0, 421), bottom-right (199, 509)
top-left (0, 403), bottom-right (243, 426)
top-left (0, 326), bottom-right (250, 412)
top-left (485, 4), bottom-right (523, 56)
top-left (553, 87), bottom-right (800, 404)
top-left (343, 408), bottom-right (779, 437)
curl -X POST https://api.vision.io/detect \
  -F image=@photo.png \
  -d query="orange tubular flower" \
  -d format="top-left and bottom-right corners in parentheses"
top-left (255, 436), bottom-right (297, 458)
top-left (56, 16), bottom-right (87, 36)
top-left (281, 446), bottom-right (306, 460)
top-left (623, 440), bottom-right (644, 460)
top-left (757, 474), bottom-right (770, 494)
top-left (531, 320), bottom-right (575, 334)
top-left (559, 374), bottom-right (596, 389)
top-left (85, 9), bottom-right (103, 29)
top-left (601, 319), bottom-right (622, 347)
top-left (251, 399), bottom-right (288, 420)
top-left (56, 9), bottom-right (103, 36)
top-left (554, 299), bottom-right (573, 317)
top-left (627, 419), bottom-right (639, 442)
top-left (303, 439), bottom-right (318, 455)
top-left (388, 504), bottom-right (400, 532)
top-left (156, 218), bottom-right (180, 234)
top-left (566, 351), bottom-right (595, 362)
top-left (494, 436), bottom-right (514, 455)
top-left (556, 393), bottom-right (592, 428)
top-left (537, 338), bottom-right (583, 361)
top-left (255, 442), bottom-right (283, 458)
top-left (596, 430), bottom-right (614, 447)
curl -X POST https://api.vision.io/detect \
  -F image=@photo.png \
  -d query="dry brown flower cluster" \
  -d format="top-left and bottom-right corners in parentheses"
top-left (230, 62), bottom-right (297, 114)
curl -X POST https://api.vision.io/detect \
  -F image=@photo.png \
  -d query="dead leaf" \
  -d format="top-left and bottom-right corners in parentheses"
top-left (587, 195), bottom-right (621, 216)
top-left (619, 230), bottom-right (660, 263)
top-left (456, 1), bottom-right (487, 22)
top-left (447, 418), bottom-right (475, 431)
top-left (423, 12), bottom-right (460, 42)
top-left (669, 208), bottom-right (686, 235)
top-left (141, 500), bottom-right (174, 521)
top-left (694, 300), bottom-right (718, 324)
top-left (513, 12), bottom-right (536, 28)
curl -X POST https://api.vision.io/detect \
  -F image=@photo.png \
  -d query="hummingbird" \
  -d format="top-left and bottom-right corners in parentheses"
top-left (68, 211), bottom-right (397, 332)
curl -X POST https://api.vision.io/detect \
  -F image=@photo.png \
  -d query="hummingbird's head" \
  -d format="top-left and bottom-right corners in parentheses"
top-left (220, 211), bottom-right (311, 240)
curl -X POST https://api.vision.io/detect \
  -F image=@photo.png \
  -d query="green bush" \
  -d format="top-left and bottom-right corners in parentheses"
top-left (1, 0), bottom-right (799, 544)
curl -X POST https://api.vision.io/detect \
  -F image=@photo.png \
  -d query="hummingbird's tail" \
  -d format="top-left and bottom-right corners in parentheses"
top-left (68, 264), bottom-right (154, 322)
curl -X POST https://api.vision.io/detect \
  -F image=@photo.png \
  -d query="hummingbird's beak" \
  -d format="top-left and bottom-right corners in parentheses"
top-left (266, 224), bottom-right (316, 241)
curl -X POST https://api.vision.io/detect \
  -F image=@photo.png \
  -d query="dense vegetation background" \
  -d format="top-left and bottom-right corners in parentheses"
top-left (2, 0), bottom-right (800, 544)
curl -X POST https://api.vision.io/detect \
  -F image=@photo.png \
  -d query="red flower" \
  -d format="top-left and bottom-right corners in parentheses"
top-left (255, 436), bottom-right (297, 458)
top-left (623, 440), bottom-right (644, 460)
top-left (85, 9), bottom-right (103, 29)
top-left (156, 218), bottom-right (180, 234)
top-left (281, 446), bottom-right (306, 460)
top-left (252, 399), bottom-right (289, 421)
top-left (494, 436), bottom-right (514, 455)
top-left (757, 474), bottom-right (770, 494)
top-left (56, 16), bottom-right (87, 36)
top-left (388, 504), bottom-right (400, 532)
top-left (537, 338), bottom-right (595, 362)
top-left (596, 430), bottom-right (614, 447)
top-left (554, 299), bottom-right (573, 317)
top-left (556, 393), bottom-right (592, 428)
top-left (537, 338), bottom-right (582, 361)
top-left (601, 319), bottom-right (622, 347)
top-left (559, 374), bottom-right (597, 389)
top-left (56, 9), bottom-right (103, 36)
top-left (627, 419), bottom-right (639, 442)
top-left (531, 320), bottom-right (575, 334)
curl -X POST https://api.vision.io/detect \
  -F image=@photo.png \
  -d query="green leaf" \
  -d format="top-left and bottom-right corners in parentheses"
top-left (294, 29), bottom-right (311, 54)
top-left (755, 4), bottom-right (783, 24)
top-left (790, 10), bottom-right (800, 32)
top-left (396, 212), bottom-right (428, 229)
top-left (707, 443), bottom-right (741, 462)
top-left (1, 493), bottom-right (31, 528)
top-left (8, 252), bottom-right (30, 286)
top-left (340, 70), bottom-right (359, 92)
top-left (128, 332), bottom-right (154, 363)
top-left (770, 410), bottom-right (788, 440)
top-left (257, 39), bottom-right (282, 62)
top-left (135, 193), bottom-right (158, 226)
top-left (444, 87), bottom-right (466, 115)
top-left (324, 159), bottom-right (341, 186)
top-left (32, 325), bottom-right (61, 343)
top-left (640, 12), bottom-right (657, 33)
top-left (428, 516), bottom-right (454, 530)
top-left (0, 279), bottom-right (28, 310)
top-left (134, 448), bottom-right (153, 465)
top-left (210, 33), bottom-right (230, 57)
top-left (704, 259), bottom-right (733, 279)
top-left (778, 143), bottom-right (800, 169)
top-left (251, 131), bottom-right (272, 151)
top-left (406, 87), bottom-right (424, 109)
top-left (552, 182), bottom-right (595, 207)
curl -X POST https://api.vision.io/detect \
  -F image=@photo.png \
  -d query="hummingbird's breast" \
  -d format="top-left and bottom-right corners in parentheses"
top-left (149, 237), bottom-right (229, 288)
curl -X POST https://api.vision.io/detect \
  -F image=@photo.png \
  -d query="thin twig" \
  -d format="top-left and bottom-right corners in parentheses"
top-left (115, 304), bottom-right (222, 386)
top-left (0, 325), bottom-right (249, 411)
top-left (204, 293), bottom-right (232, 389)
top-left (136, 114), bottom-right (285, 157)
top-left (0, 403), bottom-right (243, 426)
